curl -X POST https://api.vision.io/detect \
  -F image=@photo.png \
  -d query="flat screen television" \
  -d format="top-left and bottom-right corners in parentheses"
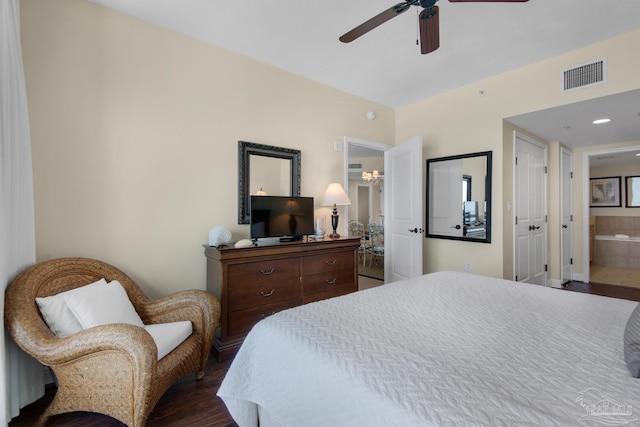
top-left (250, 195), bottom-right (314, 241)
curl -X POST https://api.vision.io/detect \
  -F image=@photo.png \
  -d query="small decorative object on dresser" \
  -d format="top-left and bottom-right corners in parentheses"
top-left (208, 226), bottom-right (232, 247)
top-left (314, 216), bottom-right (326, 241)
top-left (204, 237), bottom-right (360, 361)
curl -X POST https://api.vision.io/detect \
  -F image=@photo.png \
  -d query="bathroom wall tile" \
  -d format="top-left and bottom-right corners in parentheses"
top-left (633, 216), bottom-right (640, 237)
top-left (606, 256), bottom-right (629, 268)
top-left (629, 257), bottom-right (640, 270)
top-left (596, 216), bottom-right (614, 235)
top-left (609, 241), bottom-right (629, 257)
top-left (594, 240), bottom-right (608, 261)
top-left (630, 242), bottom-right (640, 258)
top-left (614, 216), bottom-right (634, 236)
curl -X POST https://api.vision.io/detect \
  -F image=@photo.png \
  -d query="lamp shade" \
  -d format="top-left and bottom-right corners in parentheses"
top-left (322, 183), bottom-right (351, 206)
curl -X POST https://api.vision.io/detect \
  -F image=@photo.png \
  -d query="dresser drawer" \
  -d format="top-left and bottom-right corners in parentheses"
top-left (229, 258), bottom-right (299, 284)
top-left (302, 268), bottom-right (355, 296)
top-left (301, 251), bottom-right (354, 275)
top-left (228, 298), bottom-right (302, 337)
top-left (228, 275), bottom-right (300, 312)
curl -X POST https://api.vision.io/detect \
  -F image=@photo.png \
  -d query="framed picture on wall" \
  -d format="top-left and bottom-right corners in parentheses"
top-left (625, 176), bottom-right (640, 207)
top-left (590, 176), bottom-right (621, 207)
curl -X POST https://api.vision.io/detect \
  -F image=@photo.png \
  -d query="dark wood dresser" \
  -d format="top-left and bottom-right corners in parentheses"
top-left (204, 237), bottom-right (360, 361)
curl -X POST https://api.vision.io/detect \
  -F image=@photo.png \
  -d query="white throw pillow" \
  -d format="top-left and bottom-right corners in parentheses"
top-left (36, 278), bottom-right (107, 337)
top-left (64, 280), bottom-right (145, 330)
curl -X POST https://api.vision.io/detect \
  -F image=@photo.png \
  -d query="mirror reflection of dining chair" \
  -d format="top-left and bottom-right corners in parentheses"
top-left (367, 223), bottom-right (384, 267)
top-left (348, 220), bottom-right (368, 266)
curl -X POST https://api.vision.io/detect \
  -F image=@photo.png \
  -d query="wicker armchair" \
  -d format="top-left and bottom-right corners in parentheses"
top-left (4, 257), bottom-right (220, 427)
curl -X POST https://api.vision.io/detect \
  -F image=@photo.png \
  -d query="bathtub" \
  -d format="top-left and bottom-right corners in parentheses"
top-left (593, 235), bottom-right (640, 269)
top-left (595, 234), bottom-right (640, 241)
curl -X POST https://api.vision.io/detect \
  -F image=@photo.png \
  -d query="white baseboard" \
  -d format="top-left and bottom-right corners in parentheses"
top-left (549, 279), bottom-right (563, 289)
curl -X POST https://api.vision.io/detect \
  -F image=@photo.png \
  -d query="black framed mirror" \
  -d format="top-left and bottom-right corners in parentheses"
top-left (426, 151), bottom-right (492, 243)
top-left (238, 141), bottom-right (301, 224)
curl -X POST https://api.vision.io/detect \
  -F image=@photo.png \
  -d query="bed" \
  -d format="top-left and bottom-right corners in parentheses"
top-left (217, 271), bottom-right (640, 426)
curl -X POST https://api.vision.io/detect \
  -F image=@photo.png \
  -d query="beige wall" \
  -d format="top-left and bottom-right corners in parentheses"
top-left (20, 0), bottom-right (640, 293)
top-left (397, 29), bottom-right (640, 280)
top-left (20, 0), bottom-right (395, 297)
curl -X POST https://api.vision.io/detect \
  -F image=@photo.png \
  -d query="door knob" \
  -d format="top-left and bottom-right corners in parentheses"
top-left (562, 224), bottom-right (568, 229)
top-left (451, 224), bottom-right (461, 230)
top-left (408, 228), bottom-right (424, 233)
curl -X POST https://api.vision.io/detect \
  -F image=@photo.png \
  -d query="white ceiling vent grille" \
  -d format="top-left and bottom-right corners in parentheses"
top-left (348, 163), bottom-right (363, 178)
top-left (561, 58), bottom-right (607, 92)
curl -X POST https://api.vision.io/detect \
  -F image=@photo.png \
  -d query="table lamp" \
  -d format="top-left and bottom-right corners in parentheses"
top-left (321, 183), bottom-right (351, 239)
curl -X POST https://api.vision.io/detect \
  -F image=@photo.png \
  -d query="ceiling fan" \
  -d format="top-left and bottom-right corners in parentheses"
top-left (339, 0), bottom-right (529, 55)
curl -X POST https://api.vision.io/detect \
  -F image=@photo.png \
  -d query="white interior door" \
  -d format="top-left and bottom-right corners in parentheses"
top-left (561, 148), bottom-right (573, 284)
top-left (514, 133), bottom-right (547, 286)
top-left (384, 136), bottom-right (423, 283)
top-left (428, 159), bottom-right (463, 237)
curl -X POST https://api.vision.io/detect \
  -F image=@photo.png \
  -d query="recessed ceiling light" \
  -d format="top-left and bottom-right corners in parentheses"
top-left (592, 118), bottom-right (612, 124)
top-left (635, 153), bottom-right (640, 157)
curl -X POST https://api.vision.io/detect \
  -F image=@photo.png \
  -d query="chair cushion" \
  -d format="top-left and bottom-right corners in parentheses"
top-left (144, 321), bottom-right (193, 360)
top-left (64, 280), bottom-right (145, 329)
top-left (36, 278), bottom-right (106, 337)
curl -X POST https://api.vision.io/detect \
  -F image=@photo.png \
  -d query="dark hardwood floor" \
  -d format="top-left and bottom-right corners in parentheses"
top-left (562, 280), bottom-right (640, 302)
top-left (9, 356), bottom-right (237, 427)
top-left (10, 280), bottom-right (640, 427)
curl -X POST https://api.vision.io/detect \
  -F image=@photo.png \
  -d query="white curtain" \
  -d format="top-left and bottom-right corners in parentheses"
top-left (0, 0), bottom-right (45, 423)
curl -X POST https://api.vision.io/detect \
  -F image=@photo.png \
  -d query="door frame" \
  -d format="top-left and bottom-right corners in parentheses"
top-left (559, 146), bottom-right (573, 287)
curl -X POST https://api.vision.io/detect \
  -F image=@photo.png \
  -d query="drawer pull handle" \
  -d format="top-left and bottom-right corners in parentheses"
top-left (325, 278), bottom-right (337, 284)
top-left (260, 289), bottom-right (276, 297)
top-left (261, 311), bottom-right (277, 319)
top-left (260, 268), bottom-right (276, 275)
top-left (325, 259), bottom-right (337, 265)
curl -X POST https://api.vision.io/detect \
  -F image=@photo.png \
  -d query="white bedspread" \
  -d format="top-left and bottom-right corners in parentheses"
top-left (217, 271), bottom-right (640, 426)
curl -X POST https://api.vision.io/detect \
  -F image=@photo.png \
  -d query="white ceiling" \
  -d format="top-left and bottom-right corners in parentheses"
top-left (88, 0), bottom-right (640, 162)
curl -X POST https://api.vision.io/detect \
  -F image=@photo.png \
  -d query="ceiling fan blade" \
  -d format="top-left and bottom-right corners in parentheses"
top-left (340, 1), bottom-right (414, 43)
top-left (449, 0), bottom-right (528, 2)
top-left (419, 6), bottom-right (439, 54)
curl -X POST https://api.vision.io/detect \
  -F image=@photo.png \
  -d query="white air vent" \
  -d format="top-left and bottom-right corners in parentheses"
top-left (348, 163), bottom-right (363, 178)
top-left (348, 163), bottom-right (363, 172)
top-left (561, 58), bottom-right (607, 92)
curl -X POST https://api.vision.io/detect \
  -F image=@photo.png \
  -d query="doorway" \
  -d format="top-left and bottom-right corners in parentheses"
top-left (345, 138), bottom-right (388, 282)
top-left (583, 145), bottom-right (640, 286)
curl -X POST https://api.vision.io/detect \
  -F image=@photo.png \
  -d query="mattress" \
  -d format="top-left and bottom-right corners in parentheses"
top-left (217, 271), bottom-right (640, 426)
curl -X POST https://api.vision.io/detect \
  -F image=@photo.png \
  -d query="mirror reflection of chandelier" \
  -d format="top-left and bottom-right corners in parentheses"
top-left (362, 168), bottom-right (384, 185)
